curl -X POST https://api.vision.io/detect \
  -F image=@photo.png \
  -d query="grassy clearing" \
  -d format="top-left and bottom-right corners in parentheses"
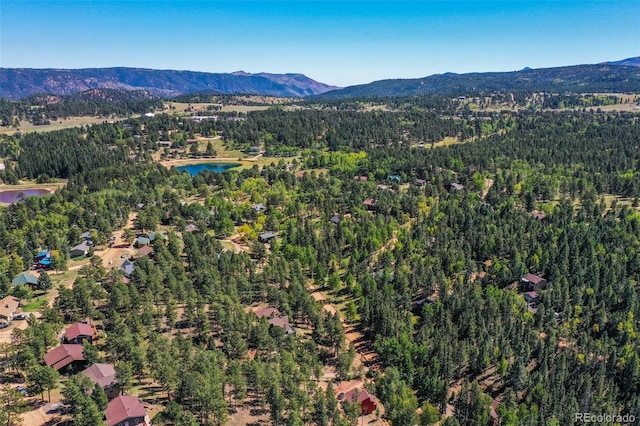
top-left (22, 297), bottom-right (46, 312)
top-left (412, 136), bottom-right (460, 149)
top-left (0, 180), bottom-right (66, 192)
top-left (0, 116), bottom-right (135, 135)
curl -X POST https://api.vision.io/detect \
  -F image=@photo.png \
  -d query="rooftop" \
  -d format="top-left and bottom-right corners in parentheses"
top-left (65, 323), bottom-right (96, 341)
top-left (81, 363), bottom-right (117, 388)
top-left (0, 296), bottom-right (20, 319)
top-left (44, 344), bottom-right (85, 370)
top-left (105, 396), bottom-right (147, 426)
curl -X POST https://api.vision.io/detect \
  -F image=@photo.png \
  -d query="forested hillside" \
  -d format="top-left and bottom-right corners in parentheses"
top-left (0, 97), bottom-right (639, 426)
top-left (319, 64), bottom-right (640, 98)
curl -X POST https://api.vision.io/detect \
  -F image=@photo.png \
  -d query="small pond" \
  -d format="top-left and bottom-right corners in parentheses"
top-left (0, 188), bottom-right (52, 204)
top-left (176, 163), bottom-right (241, 175)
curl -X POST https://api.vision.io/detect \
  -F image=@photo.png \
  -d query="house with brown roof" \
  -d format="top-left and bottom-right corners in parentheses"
top-left (363, 199), bottom-right (377, 211)
top-left (521, 273), bottom-right (548, 292)
top-left (523, 291), bottom-right (538, 303)
top-left (81, 363), bottom-right (119, 400)
top-left (268, 316), bottom-right (296, 334)
top-left (253, 307), bottom-right (281, 319)
top-left (0, 296), bottom-right (20, 322)
top-left (338, 387), bottom-right (377, 416)
top-left (64, 322), bottom-right (98, 344)
top-left (44, 344), bottom-right (86, 372)
top-left (137, 245), bottom-right (155, 258)
top-left (105, 395), bottom-right (150, 426)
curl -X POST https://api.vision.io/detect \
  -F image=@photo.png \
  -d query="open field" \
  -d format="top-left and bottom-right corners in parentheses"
top-left (0, 116), bottom-right (135, 135)
top-left (159, 136), bottom-right (301, 170)
top-left (0, 181), bottom-right (66, 192)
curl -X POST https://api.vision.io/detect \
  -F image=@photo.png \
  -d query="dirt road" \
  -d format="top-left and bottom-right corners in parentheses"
top-left (309, 285), bottom-right (380, 370)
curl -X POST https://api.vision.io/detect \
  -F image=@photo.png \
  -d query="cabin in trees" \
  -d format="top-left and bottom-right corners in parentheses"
top-left (81, 363), bottom-right (120, 400)
top-left (0, 296), bottom-right (20, 322)
top-left (450, 182), bottom-right (464, 191)
top-left (268, 316), bottom-right (296, 334)
top-left (252, 203), bottom-right (266, 212)
top-left (415, 178), bottom-right (427, 186)
top-left (530, 211), bottom-right (547, 221)
top-left (35, 249), bottom-right (52, 269)
top-left (523, 291), bottom-right (538, 303)
top-left (253, 307), bottom-right (295, 334)
top-left (253, 307), bottom-right (281, 319)
top-left (105, 396), bottom-right (151, 426)
top-left (135, 236), bottom-right (151, 247)
top-left (69, 241), bottom-right (91, 258)
top-left (137, 245), bottom-right (155, 258)
top-left (120, 260), bottom-right (135, 277)
top-left (258, 232), bottom-right (276, 243)
top-left (354, 175), bottom-right (368, 182)
top-left (184, 223), bottom-right (199, 233)
top-left (44, 344), bottom-right (87, 373)
top-left (12, 272), bottom-right (38, 288)
top-left (338, 388), bottom-right (378, 416)
top-left (363, 199), bottom-right (377, 211)
top-left (521, 273), bottom-right (548, 292)
top-left (64, 322), bottom-right (98, 344)
top-left (387, 175), bottom-right (401, 183)
top-left (329, 215), bottom-right (342, 225)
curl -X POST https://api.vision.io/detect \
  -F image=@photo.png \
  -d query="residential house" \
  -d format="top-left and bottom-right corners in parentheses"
top-left (12, 272), bottom-right (38, 288)
top-left (258, 232), bottom-right (276, 243)
top-left (80, 231), bottom-right (93, 242)
top-left (524, 291), bottom-right (538, 303)
top-left (363, 199), bottom-right (377, 211)
top-left (354, 175), bottom-right (368, 182)
top-left (35, 249), bottom-right (50, 262)
top-left (415, 178), bottom-right (426, 186)
top-left (387, 175), bottom-right (401, 183)
top-left (35, 249), bottom-right (52, 269)
top-left (135, 236), bottom-right (150, 247)
top-left (338, 388), bottom-right (377, 416)
top-left (252, 203), bottom-right (266, 212)
top-left (64, 322), bottom-right (97, 344)
top-left (81, 363), bottom-right (120, 400)
top-left (184, 224), bottom-right (199, 233)
top-left (70, 241), bottom-right (91, 258)
top-left (521, 273), bottom-right (548, 292)
top-left (329, 215), bottom-right (342, 225)
top-left (530, 211), bottom-right (547, 221)
top-left (105, 396), bottom-right (151, 426)
top-left (137, 246), bottom-right (155, 258)
top-left (158, 141), bottom-right (172, 148)
top-left (450, 182), bottom-right (464, 191)
top-left (253, 307), bottom-right (281, 319)
top-left (44, 344), bottom-right (86, 372)
top-left (0, 296), bottom-right (20, 322)
top-left (120, 260), bottom-right (135, 277)
top-left (268, 316), bottom-right (296, 334)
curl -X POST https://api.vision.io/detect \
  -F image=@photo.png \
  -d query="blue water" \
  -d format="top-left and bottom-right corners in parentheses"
top-left (176, 163), bottom-right (240, 175)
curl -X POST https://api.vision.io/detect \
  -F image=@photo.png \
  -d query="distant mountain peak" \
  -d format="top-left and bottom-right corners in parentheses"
top-left (599, 57), bottom-right (640, 67)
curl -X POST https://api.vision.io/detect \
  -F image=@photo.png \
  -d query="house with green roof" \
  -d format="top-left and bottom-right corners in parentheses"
top-left (12, 272), bottom-right (38, 287)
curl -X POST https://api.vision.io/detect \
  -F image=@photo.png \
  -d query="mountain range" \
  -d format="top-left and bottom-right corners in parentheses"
top-left (318, 59), bottom-right (640, 98)
top-left (1, 58), bottom-right (639, 100)
top-left (0, 67), bottom-right (339, 100)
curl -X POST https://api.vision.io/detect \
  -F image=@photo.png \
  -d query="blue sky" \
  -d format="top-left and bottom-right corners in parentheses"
top-left (1, 1), bottom-right (638, 86)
